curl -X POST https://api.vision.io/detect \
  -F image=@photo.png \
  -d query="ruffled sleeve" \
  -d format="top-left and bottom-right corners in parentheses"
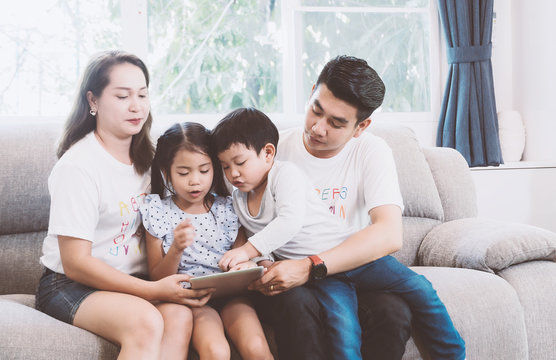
top-left (139, 194), bottom-right (173, 240)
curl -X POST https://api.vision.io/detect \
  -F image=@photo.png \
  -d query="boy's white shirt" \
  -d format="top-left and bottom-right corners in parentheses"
top-left (233, 161), bottom-right (354, 259)
top-left (41, 132), bottom-right (149, 275)
top-left (276, 127), bottom-right (404, 232)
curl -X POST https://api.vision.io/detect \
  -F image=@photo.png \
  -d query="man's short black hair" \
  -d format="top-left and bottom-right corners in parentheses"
top-left (211, 107), bottom-right (279, 156)
top-left (316, 55), bottom-right (386, 123)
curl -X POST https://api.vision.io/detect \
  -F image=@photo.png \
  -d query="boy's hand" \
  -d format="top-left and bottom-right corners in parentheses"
top-left (218, 247), bottom-right (250, 271)
top-left (172, 219), bottom-right (195, 252)
top-left (229, 260), bottom-right (258, 271)
top-left (257, 260), bottom-right (274, 269)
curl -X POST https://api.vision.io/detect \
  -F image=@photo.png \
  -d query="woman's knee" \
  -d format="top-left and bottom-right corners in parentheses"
top-left (74, 292), bottom-right (165, 350)
top-left (125, 305), bottom-right (165, 345)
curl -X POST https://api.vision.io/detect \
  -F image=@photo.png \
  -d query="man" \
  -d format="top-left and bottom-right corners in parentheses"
top-left (250, 55), bottom-right (414, 360)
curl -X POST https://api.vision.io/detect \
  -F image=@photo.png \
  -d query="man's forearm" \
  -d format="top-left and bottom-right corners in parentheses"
top-left (318, 217), bottom-right (402, 275)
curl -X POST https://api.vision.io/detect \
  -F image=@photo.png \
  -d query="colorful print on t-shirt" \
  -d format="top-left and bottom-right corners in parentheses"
top-left (315, 186), bottom-right (348, 220)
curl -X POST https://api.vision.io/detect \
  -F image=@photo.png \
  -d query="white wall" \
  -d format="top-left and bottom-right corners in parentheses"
top-left (471, 165), bottom-right (556, 233)
top-left (512, 0), bottom-right (556, 162)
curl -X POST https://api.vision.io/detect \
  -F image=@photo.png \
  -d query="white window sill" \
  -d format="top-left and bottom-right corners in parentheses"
top-left (470, 161), bottom-right (556, 171)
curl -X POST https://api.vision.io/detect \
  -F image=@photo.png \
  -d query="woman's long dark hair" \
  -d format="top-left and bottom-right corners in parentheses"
top-left (151, 122), bottom-right (229, 210)
top-left (57, 50), bottom-right (154, 175)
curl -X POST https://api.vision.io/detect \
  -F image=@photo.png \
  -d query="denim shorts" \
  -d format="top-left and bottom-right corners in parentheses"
top-left (35, 268), bottom-right (97, 325)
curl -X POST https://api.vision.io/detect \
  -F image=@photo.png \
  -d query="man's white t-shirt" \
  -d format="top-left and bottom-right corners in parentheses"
top-left (233, 161), bottom-right (356, 260)
top-left (41, 132), bottom-right (150, 275)
top-left (277, 127), bottom-right (404, 231)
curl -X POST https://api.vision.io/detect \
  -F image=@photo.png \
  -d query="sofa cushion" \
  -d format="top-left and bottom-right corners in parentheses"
top-left (405, 267), bottom-right (528, 360)
top-left (370, 124), bottom-right (444, 222)
top-left (0, 296), bottom-right (119, 359)
top-left (498, 261), bottom-right (556, 360)
top-left (418, 218), bottom-right (556, 273)
top-left (0, 121), bottom-right (61, 235)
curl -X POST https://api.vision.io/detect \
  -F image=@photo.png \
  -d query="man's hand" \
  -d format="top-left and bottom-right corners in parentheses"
top-left (171, 219), bottom-right (195, 252)
top-left (248, 258), bottom-right (312, 296)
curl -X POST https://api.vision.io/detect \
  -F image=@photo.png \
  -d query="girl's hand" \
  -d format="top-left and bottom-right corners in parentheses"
top-left (172, 219), bottom-right (195, 252)
top-left (151, 273), bottom-right (214, 306)
top-left (229, 260), bottom-right (258, 271)
top-left (218, 247), bottom-right (251, 271)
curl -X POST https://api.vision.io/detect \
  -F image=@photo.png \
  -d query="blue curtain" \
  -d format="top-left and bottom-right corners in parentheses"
top-left (437, 0), bottom-right (503, 167)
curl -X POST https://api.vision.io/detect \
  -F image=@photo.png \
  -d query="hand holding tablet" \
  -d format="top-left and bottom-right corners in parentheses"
top-left (189, 266), bottom-right (265, 298)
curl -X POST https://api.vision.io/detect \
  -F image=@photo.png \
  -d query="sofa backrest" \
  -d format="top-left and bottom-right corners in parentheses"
top-left (0, 121), bottom-right (61, 235)
top-left (369, 123), bottom-right (477, 265)
top-left (0, 120), bottom-right (477, 294)
top-left (0, 121), bottom-right (62, 294)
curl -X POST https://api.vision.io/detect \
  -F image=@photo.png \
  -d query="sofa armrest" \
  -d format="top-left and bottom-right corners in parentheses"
top-left (418, 218), bottom-right (556, 273)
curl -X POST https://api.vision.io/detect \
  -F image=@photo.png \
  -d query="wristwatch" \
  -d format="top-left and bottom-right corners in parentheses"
top-left (309, 255), bottom-right (327, 281)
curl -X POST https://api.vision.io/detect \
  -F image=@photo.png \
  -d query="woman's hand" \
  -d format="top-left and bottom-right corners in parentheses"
top-left (248, 258), bottom-right (312, 296)
top-left (151, 273), bottom-right (213, 307)
top-left (171, 219), bottom-right (195, 252)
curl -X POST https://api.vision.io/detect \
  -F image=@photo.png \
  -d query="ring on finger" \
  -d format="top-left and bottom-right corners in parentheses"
top-left (270, 284), bottom-right (274, 291)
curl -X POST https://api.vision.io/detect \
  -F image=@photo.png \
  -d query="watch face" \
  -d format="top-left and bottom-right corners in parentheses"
top-left (312, 263), bottom-right (327, 280)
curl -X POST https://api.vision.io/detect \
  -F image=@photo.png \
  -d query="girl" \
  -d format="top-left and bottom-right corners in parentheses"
top-left (140, 122), bottom-right (273, 360)
top-left (36, 51), bottom-right (212, 360)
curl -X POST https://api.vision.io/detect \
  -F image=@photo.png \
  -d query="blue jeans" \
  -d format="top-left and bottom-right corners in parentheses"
top-left (309, 255), bottom-right (466, 360)
top-left (254, 285), bottom-right (412, 360)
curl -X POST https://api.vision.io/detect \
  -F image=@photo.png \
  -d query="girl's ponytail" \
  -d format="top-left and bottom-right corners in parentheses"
top-left (150, 150), bottom-right (166, 197)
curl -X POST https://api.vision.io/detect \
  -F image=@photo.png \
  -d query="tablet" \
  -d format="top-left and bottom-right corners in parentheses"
top-left (189, 266), bottom-right (264, 298)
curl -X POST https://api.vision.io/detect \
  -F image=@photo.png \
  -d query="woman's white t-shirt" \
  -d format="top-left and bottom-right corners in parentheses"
top-left (41, 132), bottom-right (149, 275)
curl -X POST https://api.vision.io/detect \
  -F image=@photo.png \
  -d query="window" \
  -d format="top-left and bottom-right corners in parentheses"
top-left (1, 0), bottom-right (437, 121)
top-left (0, 0), bottom-right (120, 116)
top-left (148, 0), bottom-right (282, 114)
top-left (295, 0), bottom-right (432, 112)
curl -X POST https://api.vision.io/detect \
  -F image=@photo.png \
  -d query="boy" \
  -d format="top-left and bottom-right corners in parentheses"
top-left (212, 107), bottom-right (465, 360)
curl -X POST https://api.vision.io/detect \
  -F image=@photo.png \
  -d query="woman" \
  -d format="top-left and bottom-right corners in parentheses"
top-left (36, 50), bottom-right (212, 360)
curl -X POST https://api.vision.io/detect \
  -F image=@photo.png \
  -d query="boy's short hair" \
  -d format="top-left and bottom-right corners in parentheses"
top-left (316, 55), bottom-right (385, 123)
top-left (211, 107), bottom-right (279, 155)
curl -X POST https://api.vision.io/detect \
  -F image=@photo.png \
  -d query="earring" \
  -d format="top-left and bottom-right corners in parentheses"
top-left (89, 109), bottom-right (97, 116)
